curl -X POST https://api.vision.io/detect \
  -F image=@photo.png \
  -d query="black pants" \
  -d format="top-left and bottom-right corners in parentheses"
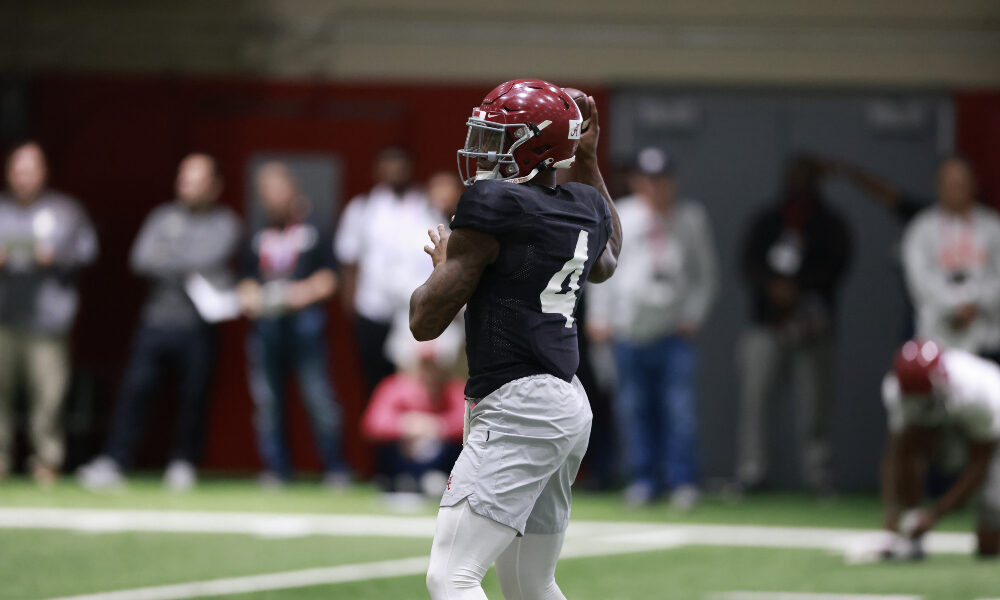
top-left (105, 323), bottom-right (215, 468)
top-left (354, 315), bottom-right (394, 397)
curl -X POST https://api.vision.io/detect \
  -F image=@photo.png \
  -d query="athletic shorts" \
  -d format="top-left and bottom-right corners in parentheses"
top-left (440, 374), bottom-right (593, 536)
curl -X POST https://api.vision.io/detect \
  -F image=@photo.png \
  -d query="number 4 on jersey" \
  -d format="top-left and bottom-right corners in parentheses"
top-left (540, 230), bottom-right (589, 328)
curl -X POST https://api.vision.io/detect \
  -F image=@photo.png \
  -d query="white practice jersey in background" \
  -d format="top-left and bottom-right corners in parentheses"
top-left (882, 348), bottom-right (1000, 442)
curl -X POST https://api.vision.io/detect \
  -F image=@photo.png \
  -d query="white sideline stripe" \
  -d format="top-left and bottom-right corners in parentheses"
top-left (44, 556), bottom-right (429, 600)
top-left (0, 507), bottom-right (975, 555)
top-left (713, 593), bottom-right (922, 600)
top-left (0, 508), bottom-right (436, 538)
top-left (6, 508), bottom-right (974, 600)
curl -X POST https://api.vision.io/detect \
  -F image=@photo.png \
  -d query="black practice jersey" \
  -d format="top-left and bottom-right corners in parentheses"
top-left (451, 179), bottom-right (613, 398)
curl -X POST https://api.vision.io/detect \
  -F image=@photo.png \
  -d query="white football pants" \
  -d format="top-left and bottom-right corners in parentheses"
top-left (426, 500), bottom-right (568, 600)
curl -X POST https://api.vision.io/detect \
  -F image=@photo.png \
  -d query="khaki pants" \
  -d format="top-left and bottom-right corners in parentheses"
top-left (736, 326), bottom-right (835, 491)
top-left (0, 326), bottom-right (69, 473)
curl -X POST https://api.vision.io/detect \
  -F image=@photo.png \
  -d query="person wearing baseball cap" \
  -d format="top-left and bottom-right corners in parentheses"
top-left (587, 146), bottom-right (719, 509)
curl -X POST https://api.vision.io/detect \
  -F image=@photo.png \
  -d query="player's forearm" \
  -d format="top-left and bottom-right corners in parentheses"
top-left (932, 451), bottom-right (992, 519)
top-left (892, 436), bottom-right (925, 510)
top-left (576, 155), bottom-right (622, 260)
top-left (880, 441), bottom-right (902, 530)
top-left (409, 286), bottom-right (460, 341)
top-left (409, 262), bottom-right (475, 341)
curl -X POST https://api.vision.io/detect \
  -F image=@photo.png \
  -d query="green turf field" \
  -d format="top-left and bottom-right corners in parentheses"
top-left (0, 478), bottom-right (995, 600)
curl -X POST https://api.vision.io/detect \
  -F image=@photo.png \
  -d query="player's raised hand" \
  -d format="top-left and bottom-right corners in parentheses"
top-left (424, 224), bottom-right (450, 268)
top-left (576, 96), bottom-right (600, 164)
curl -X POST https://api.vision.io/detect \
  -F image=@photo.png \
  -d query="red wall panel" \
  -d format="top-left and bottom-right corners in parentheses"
top-left (28, 75), bottom-right (608, 475)
top-left (954, 91), bottom-right (1000, 211)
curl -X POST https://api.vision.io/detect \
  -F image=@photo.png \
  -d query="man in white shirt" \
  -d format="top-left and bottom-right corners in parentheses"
top-left (880, 338), bottom-right (1000, 558)
top-left (902, 157), bottom-right (1000, 359)
top-left (336, 148), bottom-right (434, 394)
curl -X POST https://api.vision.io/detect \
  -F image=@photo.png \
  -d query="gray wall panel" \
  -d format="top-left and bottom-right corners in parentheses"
top-left (604, 89), bottom-right (950, 490)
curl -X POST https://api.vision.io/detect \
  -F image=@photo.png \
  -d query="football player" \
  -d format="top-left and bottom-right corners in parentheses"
top-left (410, 79), bottom-right (622, 599)
top-left (880, 338), bottom-right (1000, 559)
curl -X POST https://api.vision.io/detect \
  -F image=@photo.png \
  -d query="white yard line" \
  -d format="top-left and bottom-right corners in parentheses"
top-left (0, 507), bottom-right (974, 600)
top-left (0, 508), bottom-right (436, 538)
top-left (712, 593), bottom-right (923, 600)
top-left (0, 507), bottom-right (974, 554)
top-left (44, 556), bottom-right (430, 600)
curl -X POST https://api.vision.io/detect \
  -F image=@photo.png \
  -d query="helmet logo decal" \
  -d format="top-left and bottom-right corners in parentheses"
top-left (568, 118), bottom-right (582, 140)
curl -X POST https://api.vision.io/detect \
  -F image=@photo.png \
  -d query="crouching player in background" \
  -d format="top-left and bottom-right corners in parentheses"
top-left (880, 338), bottom-right (1000, 559)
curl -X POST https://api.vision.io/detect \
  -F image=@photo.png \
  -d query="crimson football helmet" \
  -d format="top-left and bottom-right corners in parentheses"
top-left (457, 79), bottom-right (584, 185)
top-left (892, 339), bottom-right (944, 395)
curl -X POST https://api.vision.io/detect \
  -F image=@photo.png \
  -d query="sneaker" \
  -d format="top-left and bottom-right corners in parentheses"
top-left (419, 470), bottom-right (448, 498)
top-left (394, 473), bottom-right (419, 494)
top-left (258, 471), bottom-right (287, 490)
top-left (164, 460), bottom-right (197, 492)
top-left (670, 484), bottom-right (700, 512)
top-left (321, 471), bottom-right (351, 491)
top-left (77, 456), bottom-right (125, 491)
top-left (32, 462), bottom-right (59, 487)
top-left (623, 480), bottom-right (655, 507)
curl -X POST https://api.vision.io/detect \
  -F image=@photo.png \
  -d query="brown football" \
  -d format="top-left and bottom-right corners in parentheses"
top-left (562, 87), bottom-right (591, 132)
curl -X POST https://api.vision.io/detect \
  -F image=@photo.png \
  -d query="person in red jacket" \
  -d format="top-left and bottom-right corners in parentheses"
top-left (362, 343), bottom-right (465, 496)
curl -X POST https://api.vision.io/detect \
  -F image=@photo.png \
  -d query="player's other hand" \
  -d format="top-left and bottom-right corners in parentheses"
top-left (576, 96), bottom-right (599, 164)
top-left (910, 510), bottom-right (937, 538)
top-left (900, 507), bottom-right (936, 539)
top-left (424, 224), bottom-right (450, 268)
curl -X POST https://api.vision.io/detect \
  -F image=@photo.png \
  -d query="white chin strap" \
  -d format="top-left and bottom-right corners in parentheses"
top-left (474, 167), bottom-right (502, 181)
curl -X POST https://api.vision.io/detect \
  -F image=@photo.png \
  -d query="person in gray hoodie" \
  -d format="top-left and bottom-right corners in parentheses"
top-left (586, 148), bottom-right (718, 508)
top-left (902, 157), bottom-right (1000, 360)
top-left (77, 153), bottom-right (239, 491)
top-left (0, 141), bottom-right (97, 485)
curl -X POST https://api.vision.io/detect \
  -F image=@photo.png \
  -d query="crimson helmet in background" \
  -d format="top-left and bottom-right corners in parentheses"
top-left (892, 339), bottom-right (944, 395)
top-left (457, 79), bottom-right (584, 185)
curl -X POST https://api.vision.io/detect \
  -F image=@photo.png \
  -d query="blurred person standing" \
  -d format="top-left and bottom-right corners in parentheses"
top-left (237, 162), bottom-right (347, 487)
top-left (586, 148), bottom-right (718, 508)
top-left (0, 141), bottom-right (97, 484)
top-left (77, 153), bottom-right (239, 491)
top-left (362, 338), bottom-right (465, 497)
top-left (736, 154), bottom-right (852, 495)
top-left (901, 157), bottom-right (1000, 361)
top-left (335, 148), bottom-right (430, 394)
top-left (382, 169), bottom-right (467, 371)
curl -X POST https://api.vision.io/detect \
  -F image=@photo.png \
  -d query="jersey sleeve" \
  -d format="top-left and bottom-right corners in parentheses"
top-left (957, 403), bottom-right (1000, 442)
top-left (450, 181), bottom-right (523, 236)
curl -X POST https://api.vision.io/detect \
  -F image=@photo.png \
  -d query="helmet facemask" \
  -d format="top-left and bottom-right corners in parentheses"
top-left (457, 110), bottom-right (571, 186)
top-left (457, 112), bottom-right (536, 185)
